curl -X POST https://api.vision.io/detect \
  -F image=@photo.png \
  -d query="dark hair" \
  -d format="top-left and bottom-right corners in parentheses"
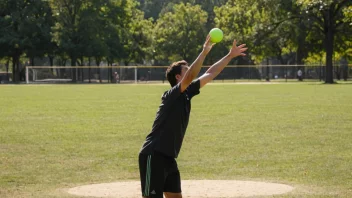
top-left (166, 60), bottom-right (188, 87)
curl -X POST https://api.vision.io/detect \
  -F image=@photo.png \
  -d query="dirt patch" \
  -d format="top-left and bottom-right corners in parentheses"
top-left (67, 180), bottom-right (294, 197)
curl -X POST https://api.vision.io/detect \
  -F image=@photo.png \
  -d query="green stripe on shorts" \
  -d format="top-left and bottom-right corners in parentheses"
top-left (144, 155), bottom-right (151, 196)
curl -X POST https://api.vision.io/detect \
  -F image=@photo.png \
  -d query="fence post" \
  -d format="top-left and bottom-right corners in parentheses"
top-left (26, 66), bottom-right (29, 84)
top-left (135, 66), bottom-right (137, 84)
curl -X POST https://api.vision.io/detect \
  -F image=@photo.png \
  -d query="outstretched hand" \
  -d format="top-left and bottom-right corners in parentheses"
top-left (229, 40), bottom-right (247, 58)
top-left (202, 35), bottom-right (215, 55)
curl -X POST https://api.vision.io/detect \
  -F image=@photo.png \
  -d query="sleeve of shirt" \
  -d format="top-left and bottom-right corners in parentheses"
top-left (186, 79), bottom-right (201, 99)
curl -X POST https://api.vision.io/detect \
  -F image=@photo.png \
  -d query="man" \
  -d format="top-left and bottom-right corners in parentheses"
top-left (297, 69), bottom-right (303, 81)
top-left (114, 72), bottom-right (120, 83)
top-left (139, 35), bottom-right (247, 198)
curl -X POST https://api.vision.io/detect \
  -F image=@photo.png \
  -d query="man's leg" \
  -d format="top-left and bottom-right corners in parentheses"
top-left (164, 172), bottom-right (182, 198)
top-left (163, 160), bottom-right (182, 198)
top-left (139, 153), bottom-right (165, 198)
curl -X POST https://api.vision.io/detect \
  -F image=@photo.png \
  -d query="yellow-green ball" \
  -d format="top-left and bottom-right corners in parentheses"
top-left (209, 28), bottom-right (223, 43)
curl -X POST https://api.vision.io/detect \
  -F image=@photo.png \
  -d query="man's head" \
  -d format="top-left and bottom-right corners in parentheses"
top-left (166, 60), bottom-right (189, 87)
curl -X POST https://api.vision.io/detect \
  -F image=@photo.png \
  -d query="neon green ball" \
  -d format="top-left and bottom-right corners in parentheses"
top-left (209, 28), bottom-right (223, 43)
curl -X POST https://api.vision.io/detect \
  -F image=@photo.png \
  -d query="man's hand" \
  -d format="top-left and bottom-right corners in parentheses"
top-left (198, 39), bottom-right (248, 88)
top-left (202, 35), bottom-right (215, 55)
top-left (228, 40), bottom-right (247, 58)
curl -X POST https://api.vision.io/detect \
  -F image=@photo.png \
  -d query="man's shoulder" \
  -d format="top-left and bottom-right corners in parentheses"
top-left (162, 84), bottom-right (181, 98)
top-left (189, 79), bottom-right (200, 88)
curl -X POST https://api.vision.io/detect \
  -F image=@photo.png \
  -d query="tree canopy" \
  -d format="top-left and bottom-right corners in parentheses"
top-left (0, 0), bottom-right (351, 83)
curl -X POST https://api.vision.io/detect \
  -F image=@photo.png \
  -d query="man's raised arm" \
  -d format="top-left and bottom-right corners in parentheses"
top-left (180, 36), bottom-right (214, 92)
top-left (199, 40), bottom-right (247, 88)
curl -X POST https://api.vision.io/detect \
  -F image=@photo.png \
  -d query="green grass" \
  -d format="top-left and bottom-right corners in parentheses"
top-left (0, 83), bottom-right (352, 198)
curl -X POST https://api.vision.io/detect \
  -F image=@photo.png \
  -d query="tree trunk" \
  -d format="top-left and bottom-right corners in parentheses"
top-left (266, 58), bottom-right (270, 81)
top-left (96, 57), bottom-right (101, 83)
top-left (71, 56), bottom-right (77, 82)
top-left (58, 58), bottom-right (67, 79)
top-left (12, 56), bottom-right (16, 82)
top-left (109, 62), bottom-right (113, 83)
top-left (61, 59), bottom-right (67, 78)
top-left (107, 58), bottom-right (112, 83)
top-left (48, 55), bottom-right (54, 74)
top-left (325, 8), bottom-right (334, 84)
top-left (30, 57), bottom-right (35, 66)
top-left (277, 54), bottom-right (284, 65)
top-left (296, 20), bottom-right (307, 66)
top-left (88, 57), bottom-right (91, 83)
top-left (49, 59), bottom-right (54, 77)
top-left (49, 56), bottom-right (54, 66)
top-left (341, 57), bottom-right (348, 81)
top-left (6, 58), bottom-right (10, 81)
top-left (12, 54), bottom-right (20, 82)
top-left (81, 56), bottom-right (84, 82)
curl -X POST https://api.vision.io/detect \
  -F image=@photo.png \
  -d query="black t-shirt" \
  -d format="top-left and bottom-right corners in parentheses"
top-left (140, 79), bottom-right (201, 158)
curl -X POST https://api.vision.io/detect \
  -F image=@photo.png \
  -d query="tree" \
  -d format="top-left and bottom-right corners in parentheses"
top-left (122, 8), bottom-right (154, 65)
top-left (154, 3), bottom-right (208, 63)
top-left (23, 0), bottom-right (55, 67)
top-left (137, 0), bottom-right (170, 20)
top-left (51, 0), bottom-right (91, 82)
top-left (189, 0), bottom-right (228, 31)
top-left (51, 0), bottom-right (138, 81)
top-left (297, 0), bottom-right (352, 83)
top-left (214, 0), bottom-right (351, 83)
top-left (77, 0), bottom-right (111, 82)
top-left (214, 0), bottom-right (273, 63)
top-left (0, 0), bottom-right (54, 82)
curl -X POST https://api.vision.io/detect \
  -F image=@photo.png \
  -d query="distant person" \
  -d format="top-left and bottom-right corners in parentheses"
top-left (297, 69), bottom-right (303, 81)
top-left (138, 35), bottom-right (247, 198)
top-left (114, 72), bottom-right (119, 83)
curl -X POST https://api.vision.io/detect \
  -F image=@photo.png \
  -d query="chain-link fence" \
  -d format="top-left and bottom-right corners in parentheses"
top-left (24, 65), bottom-right (352, 84)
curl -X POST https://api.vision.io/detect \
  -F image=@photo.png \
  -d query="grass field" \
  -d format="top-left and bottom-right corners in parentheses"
top-left (1, 83), bottom-right (352, 198)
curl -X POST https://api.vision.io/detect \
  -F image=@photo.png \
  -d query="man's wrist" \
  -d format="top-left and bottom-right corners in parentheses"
top-left (226, 53), bottom-right (236, 59)
top-left (201, 49), bottom-right (209, 56)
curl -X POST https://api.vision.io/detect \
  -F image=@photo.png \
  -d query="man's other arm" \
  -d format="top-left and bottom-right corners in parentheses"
top-left (199, 40), bottom-right (247, 88)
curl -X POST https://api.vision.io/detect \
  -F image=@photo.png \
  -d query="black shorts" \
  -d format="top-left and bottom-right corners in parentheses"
top-left (139, 152), bottom-right (181, 197)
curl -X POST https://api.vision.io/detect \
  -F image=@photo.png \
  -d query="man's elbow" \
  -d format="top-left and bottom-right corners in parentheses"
top-left (205, 71), bottom-right (218, 79)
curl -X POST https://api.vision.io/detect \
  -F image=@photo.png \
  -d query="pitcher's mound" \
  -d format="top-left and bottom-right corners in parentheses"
top-left (67, 180), bottom-right (294, 197)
